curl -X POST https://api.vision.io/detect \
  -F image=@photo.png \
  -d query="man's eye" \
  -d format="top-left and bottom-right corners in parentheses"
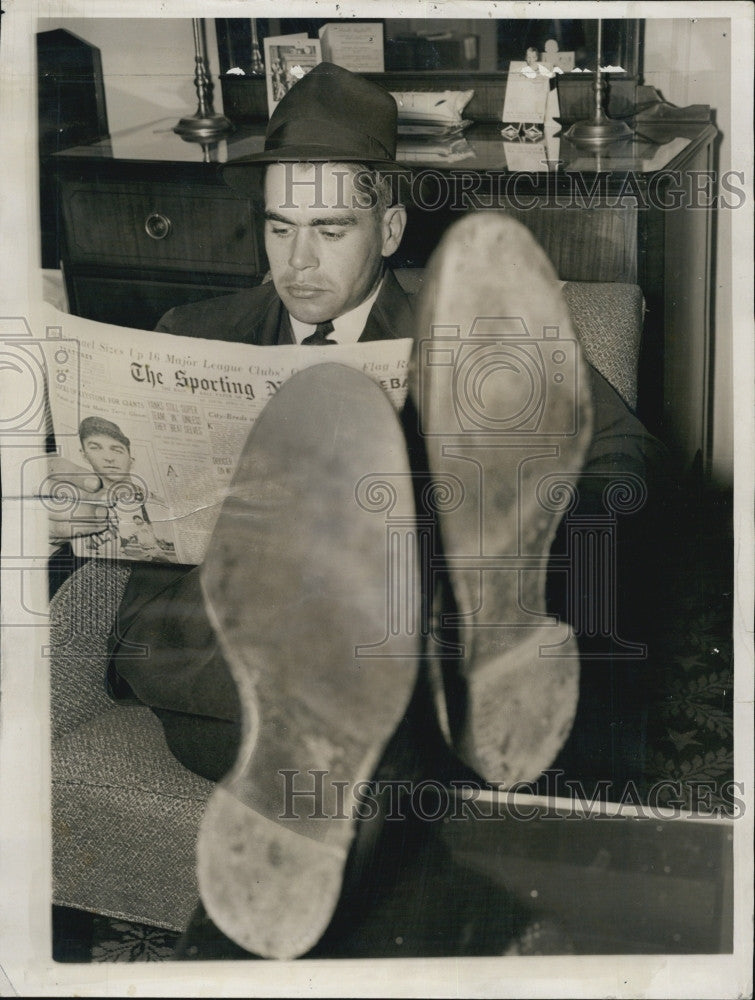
top-left (320, 230), bottom-right (345, 240)
top-left (269, 225), bottom-right (292, 237)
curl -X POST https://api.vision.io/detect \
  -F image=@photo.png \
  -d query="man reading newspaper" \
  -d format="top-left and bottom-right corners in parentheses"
top-left (48, 64), bottom-right (666, 958)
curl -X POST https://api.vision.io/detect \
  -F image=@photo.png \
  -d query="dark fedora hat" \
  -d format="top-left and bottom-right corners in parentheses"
top-left (223, 62), bottom-right (406, 196)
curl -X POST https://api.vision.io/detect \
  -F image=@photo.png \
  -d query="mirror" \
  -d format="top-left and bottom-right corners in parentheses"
top-left (215, 17), bottom-right (642, 79)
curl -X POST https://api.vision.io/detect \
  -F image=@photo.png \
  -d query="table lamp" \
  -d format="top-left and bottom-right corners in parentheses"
top-left (175, 18), bottom-right (233, 141)
top-left (564, 20), bottom-right (633, 145)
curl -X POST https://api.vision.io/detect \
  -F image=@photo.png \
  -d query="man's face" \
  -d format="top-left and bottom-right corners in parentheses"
top-left (81, 433), bottom-right (133, 483)
top-left (264, 162), bottom-right (404, 325)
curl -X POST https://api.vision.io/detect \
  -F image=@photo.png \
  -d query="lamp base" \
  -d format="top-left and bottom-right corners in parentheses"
top-left (564, 116), bottom-right (633, 146)
top-left (174, 114), bottom-right (234, 140)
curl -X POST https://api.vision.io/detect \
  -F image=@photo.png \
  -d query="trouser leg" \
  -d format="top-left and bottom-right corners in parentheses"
top-left (107, 562), bottom-right (242, 781)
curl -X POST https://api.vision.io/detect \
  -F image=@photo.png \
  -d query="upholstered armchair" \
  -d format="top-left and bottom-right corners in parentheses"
top-left (50, 278), bottom-right (645, 931)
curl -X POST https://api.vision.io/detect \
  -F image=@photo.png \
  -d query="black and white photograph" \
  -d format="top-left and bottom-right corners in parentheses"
top-left (263, 36), bottom-right (322, 115)
top-left (44, 415), bottom-right (178, 562)
top-left (0, 2), bottom-right (752, 996)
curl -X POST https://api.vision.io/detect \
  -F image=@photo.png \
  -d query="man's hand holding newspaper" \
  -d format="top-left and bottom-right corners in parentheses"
top-left (45, 455), bottom-right (111, 546)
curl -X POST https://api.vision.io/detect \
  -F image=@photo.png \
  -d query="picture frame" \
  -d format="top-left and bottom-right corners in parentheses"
top-left (263, 36), bottom-right (321, 116)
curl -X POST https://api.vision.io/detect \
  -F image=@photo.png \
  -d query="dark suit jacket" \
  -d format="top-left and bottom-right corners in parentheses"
top-left (155, 269), bottom-right (415, 345)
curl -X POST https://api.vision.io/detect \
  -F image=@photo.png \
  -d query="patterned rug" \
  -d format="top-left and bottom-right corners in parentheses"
top-left (89, 917), bottom-right (180, 962)
top-left (51, 907), bottom-right (180, 963)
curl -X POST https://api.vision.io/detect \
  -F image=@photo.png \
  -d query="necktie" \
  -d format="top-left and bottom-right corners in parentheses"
top-left (302, 321), bottom-right (337, 345)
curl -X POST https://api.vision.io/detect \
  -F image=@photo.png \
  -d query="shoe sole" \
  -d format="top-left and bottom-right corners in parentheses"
top-left (411, 213), bottom-right (593, 786)
top-left (196, 363), bottom-right (420, 959)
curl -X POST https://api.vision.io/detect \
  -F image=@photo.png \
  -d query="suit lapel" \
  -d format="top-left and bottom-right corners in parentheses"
top-left (255, 285), bottom-right (292, 345)
top-left (358, 270), bottom-right (415, 343)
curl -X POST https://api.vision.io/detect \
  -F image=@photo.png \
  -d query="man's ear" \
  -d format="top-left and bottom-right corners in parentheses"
top-left (381, 204), bottom-right (407, 258)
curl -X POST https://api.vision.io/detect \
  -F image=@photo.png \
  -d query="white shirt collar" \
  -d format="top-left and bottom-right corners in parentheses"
top-left (289, 276), bottom-right (384, 345)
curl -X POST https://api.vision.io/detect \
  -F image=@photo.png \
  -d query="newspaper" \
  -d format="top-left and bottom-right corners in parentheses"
top-left (40, 309), bottom-right (412, 566)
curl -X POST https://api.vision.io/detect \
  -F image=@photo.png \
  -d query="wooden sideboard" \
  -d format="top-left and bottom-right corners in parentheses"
top-left (53, 117), bottom-right (717, 471)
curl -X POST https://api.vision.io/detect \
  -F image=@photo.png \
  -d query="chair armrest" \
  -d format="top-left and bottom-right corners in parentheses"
top-left (50, 560), bottom-right (133, 739)
top-left (561, 282), bottom-right (644, 411)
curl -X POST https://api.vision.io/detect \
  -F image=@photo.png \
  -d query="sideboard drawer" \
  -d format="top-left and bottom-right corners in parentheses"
top-left (65, 272), bottom-right (260, 331)
top-left (61, 180), bottom-right (260, 274)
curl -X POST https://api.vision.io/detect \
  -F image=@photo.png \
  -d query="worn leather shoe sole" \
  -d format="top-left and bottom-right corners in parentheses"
top-left (411, 213), bottom-right (593, 786)
top-left (197, 363), bottom-right (419, 959)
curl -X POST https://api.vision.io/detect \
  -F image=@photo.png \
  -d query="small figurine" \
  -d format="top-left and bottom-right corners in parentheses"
top-left (520, 46), bottom-right (559, 79)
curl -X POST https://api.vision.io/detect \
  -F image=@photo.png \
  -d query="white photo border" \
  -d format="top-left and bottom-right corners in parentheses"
top-left (1, 1), bottom-right (752, 996)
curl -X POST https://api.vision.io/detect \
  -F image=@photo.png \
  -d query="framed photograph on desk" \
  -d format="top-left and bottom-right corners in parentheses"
top-left (263, 35), bottom-right (321, 115)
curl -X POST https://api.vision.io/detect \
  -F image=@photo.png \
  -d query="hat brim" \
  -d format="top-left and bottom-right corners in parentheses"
top-left (223, 148), bottom-right (411, 199)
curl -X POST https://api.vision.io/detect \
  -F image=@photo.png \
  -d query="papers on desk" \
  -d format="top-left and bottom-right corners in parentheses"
top-left (391, 91), bottom-right (474, 157)
top-left (391, 90), bottom-right (474, 130)
top-left (392, 90), bottom-right (473, 123)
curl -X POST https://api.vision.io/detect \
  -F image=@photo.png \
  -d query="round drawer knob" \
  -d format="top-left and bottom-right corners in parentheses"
top-left (144, 213), bottom-right (172, 240)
